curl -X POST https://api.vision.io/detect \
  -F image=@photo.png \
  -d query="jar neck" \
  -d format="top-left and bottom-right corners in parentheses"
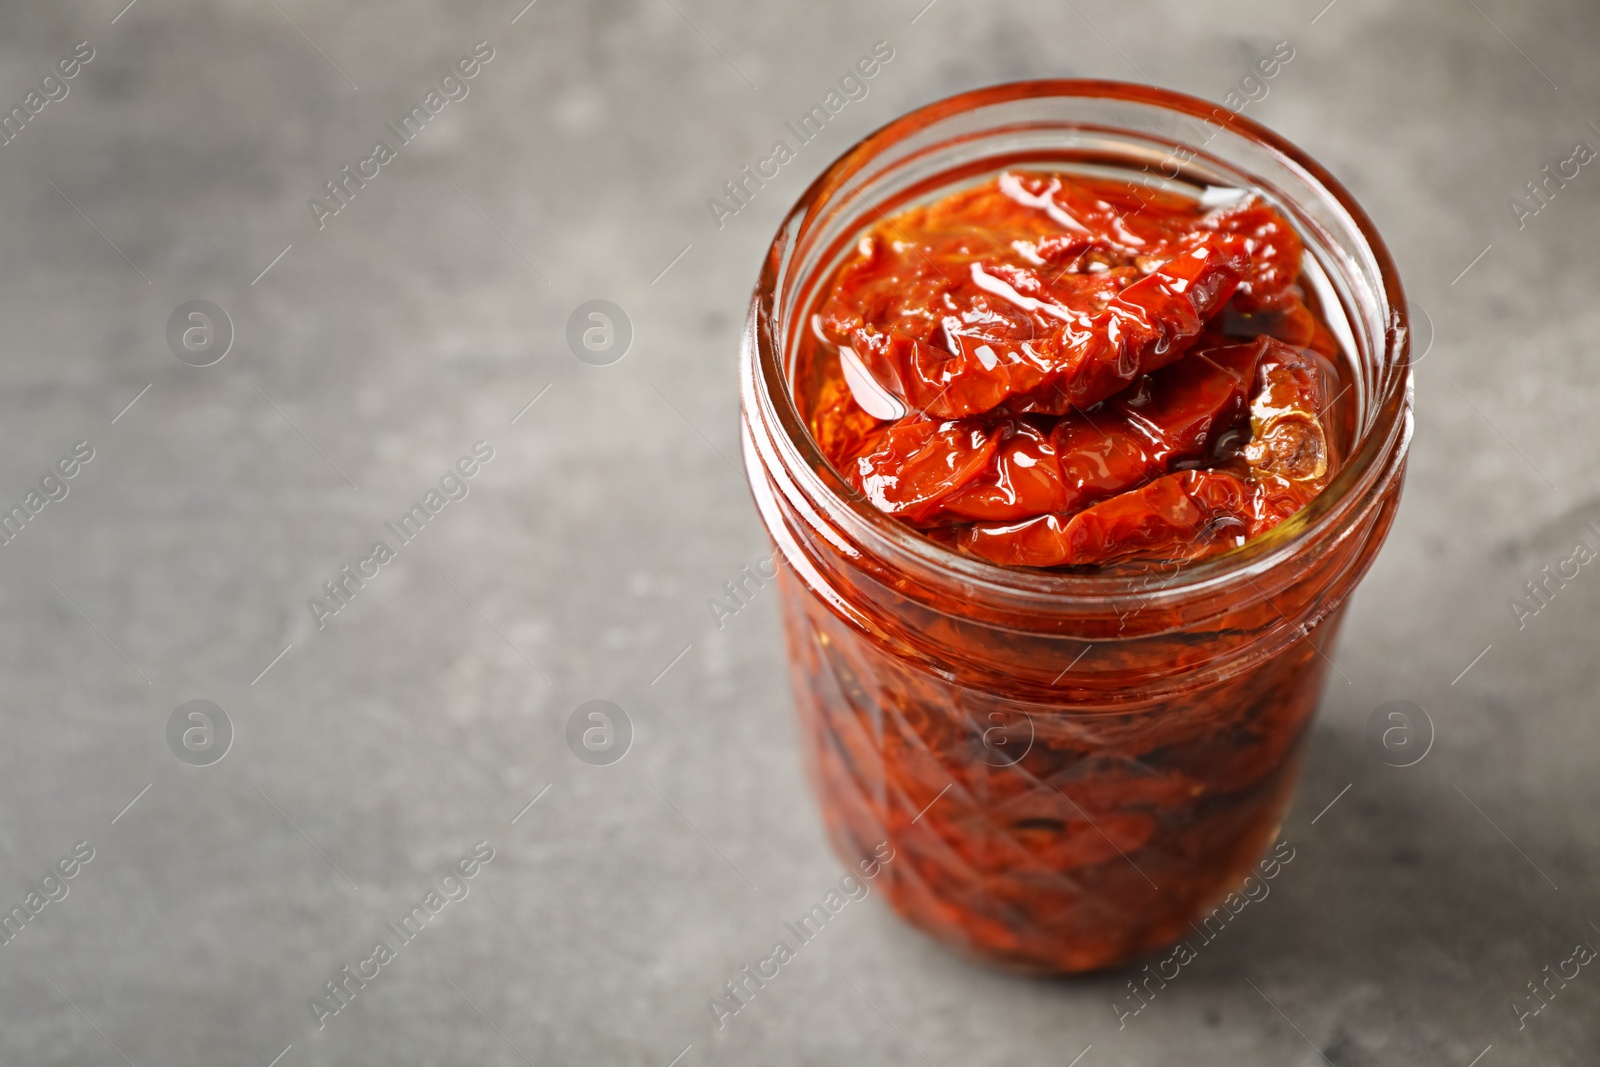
top-left (741, 81), bottom-right (1412, 637)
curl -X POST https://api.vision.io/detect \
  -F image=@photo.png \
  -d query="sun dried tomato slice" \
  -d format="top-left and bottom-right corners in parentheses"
top-left (1199, 194), bottom-right (1306, 312)
top-left (955, 339), bottom-right (1337, 568)
top-left (847, 418), bottom-right (1003, 522)
top-left (957, 469), bottom-right (1250, 568)
top-left (827, 234), bottom-right (1248, 420)
top-left (933, 336), bottom-right (1265, 525)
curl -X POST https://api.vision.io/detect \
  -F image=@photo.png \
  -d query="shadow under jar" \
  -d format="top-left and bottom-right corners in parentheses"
top-left (740, 81), bottom-right (1413, 974)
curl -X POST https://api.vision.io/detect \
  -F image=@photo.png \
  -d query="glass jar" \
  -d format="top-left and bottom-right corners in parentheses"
top-left (739, 81), bottom-right (1412, 973)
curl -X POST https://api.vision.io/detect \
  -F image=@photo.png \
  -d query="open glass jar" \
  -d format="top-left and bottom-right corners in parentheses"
top-left (740, 81), bottom-right (1412, 973)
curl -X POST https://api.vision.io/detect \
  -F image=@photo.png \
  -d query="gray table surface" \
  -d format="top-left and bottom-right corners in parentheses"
top-left (0, 0), bottom-right (1596, 1063)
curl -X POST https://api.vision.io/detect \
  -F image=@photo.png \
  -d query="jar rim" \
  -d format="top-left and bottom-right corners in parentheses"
top-left (743, 79), bottom-right (1413, 614)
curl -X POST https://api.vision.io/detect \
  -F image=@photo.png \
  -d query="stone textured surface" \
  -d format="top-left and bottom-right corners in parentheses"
top-left (0, 0), bottom-right (1595, 1063)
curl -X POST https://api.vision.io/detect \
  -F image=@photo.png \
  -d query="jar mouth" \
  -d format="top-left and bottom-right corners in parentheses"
top-left (744, 79), bottom-right (1412, 613)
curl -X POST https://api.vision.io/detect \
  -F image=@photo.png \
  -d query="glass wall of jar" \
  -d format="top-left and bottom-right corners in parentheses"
top-left (740, 81), bottom-right (1413, 973)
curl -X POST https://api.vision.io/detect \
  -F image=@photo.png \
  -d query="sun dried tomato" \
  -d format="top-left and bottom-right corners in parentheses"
top-left (849, 418), bottom-right (1002, 522)
top-left (798, 170), bottom-right (1350, 569)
